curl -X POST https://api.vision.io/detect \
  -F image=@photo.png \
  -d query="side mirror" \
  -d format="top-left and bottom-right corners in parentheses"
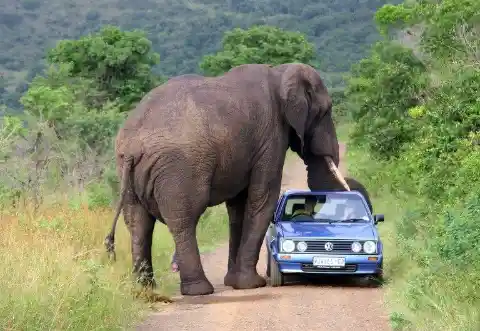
top-left (374, 214), bottom-right (384, 224)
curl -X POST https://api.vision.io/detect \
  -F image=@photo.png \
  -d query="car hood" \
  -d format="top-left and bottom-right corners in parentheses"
top-left (277, 221), bottom-right (375, 240)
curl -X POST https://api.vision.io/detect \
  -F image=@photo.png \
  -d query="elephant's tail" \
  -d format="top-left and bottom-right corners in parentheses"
top-left (104, 156), bottom-right (133, 262)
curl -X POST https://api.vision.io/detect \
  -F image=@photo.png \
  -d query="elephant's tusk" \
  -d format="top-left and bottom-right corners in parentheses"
top-left (324, 156), bottom-right (350, 191)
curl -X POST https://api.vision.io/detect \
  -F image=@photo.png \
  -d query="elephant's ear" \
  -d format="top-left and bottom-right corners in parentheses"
top-left (279, 65), bottom-right (310, 154)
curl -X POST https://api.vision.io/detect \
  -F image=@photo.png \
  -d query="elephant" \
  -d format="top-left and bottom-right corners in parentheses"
top-left (345, 177), bottom-right (372, 213)
top-left (322, 176), bottom-right (373, 213)
top-left (104, 63), bottom-right (350, 296)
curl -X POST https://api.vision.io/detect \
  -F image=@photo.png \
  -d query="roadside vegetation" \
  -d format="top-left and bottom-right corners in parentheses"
top-left (2, 0), bottom-right (478, 329)
top-left (0, 25), bottom-right (316, 330)
top-left (0, 0), bottom-right (400, 110)
top-left (341, 0), bottom-right (480, 329)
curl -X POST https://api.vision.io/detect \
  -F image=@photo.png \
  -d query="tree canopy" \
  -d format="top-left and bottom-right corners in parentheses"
top-left (46, 25), bottom-right (162, 111)
top-left (0, 0), bottom-right (401, 110)
top-left (199, 25), bottom-right (315, 76)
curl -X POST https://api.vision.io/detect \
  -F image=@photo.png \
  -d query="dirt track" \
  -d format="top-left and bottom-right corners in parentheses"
top-left (137, 143), bottom-right (390, 331)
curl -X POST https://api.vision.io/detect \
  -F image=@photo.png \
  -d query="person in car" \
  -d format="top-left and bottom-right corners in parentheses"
top-left (291, 196), bottom-right (318, 218)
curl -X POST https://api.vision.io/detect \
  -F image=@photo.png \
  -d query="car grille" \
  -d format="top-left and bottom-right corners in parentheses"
top-left (304, 240), bottom-right (366, 254)
top-left (301, 263), bottom-right (357, 273)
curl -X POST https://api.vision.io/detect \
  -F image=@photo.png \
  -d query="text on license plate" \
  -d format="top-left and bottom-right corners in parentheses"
top-left (312, 256), bottom-right (345, 268)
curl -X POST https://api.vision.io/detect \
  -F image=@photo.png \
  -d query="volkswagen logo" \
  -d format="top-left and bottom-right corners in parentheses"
top-left (324, 242), bottom-right (334, 251)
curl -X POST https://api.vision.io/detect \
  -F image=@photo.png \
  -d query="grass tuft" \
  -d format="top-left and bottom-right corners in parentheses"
top-left (0, 200), bottom-right (228, 330)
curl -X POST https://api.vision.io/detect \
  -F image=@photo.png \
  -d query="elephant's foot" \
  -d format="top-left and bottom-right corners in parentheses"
top-left (230, 270), bottom-right (267, 290)
top-left (223, 270), bottom-right (236, 287)
top-left (180, 278), bottom-right (214, 296)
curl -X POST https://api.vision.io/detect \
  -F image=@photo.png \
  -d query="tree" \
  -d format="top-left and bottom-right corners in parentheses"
top-left (47, 25), bottom-right (162, 112)
top-left (374, 0), bottom-right (480, 67)
top-left (199, 25), bottom-right (316, 76)
top-left (345, 40), bottom-right (427, 159)
top-left (0, 26), bottom-right (162, 208)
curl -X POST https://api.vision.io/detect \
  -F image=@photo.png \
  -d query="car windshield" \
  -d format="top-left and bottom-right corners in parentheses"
top-left (281, 193), bottom-right (370, 223)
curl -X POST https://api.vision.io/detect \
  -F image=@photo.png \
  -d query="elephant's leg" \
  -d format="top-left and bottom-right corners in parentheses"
top-left (231, 168), bottom-right (281, 290)
top-left (154, 178), bottom-right (213, 296)
top-left (165, 215), bottom-right (213, 295)
top-left (123, 200), bottom-right (156, 288)
top-left (224, 189), bottom-right (248, 287)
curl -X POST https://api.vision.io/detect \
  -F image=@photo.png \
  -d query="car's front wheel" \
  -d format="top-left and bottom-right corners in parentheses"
top-left (269, 253), bottom-right (284, 287)
top-left (371, 260), bottom-right (385, 285)
top-left (359, 261), bottom-right (384, 287)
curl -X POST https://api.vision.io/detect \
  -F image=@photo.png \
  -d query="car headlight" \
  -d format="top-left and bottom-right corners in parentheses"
top-left (363, 241), bottom-right (377, 254)
top-left (281, 239), bottom-right (295, 252)
top-left (351, 241), bottom-right (362, 253)
top-left (297, 241), bottom-right (308, 252)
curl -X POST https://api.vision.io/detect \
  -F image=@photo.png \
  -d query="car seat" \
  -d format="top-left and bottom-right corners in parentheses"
top-left (291, 203), bottom-right (304, 216)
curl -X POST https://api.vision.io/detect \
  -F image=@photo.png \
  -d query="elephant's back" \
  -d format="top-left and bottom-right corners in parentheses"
top-left (121, 81), bottom-right (210, 141)
top-left (123, 71), bottom-right (270, 145)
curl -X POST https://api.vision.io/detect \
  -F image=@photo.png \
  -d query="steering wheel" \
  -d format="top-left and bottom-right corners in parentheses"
top-left (290, 212), bottom-right (313, 220)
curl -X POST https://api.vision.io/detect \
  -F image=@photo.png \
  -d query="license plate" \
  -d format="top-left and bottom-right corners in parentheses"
top-left (312, 256), bottom-right (345, 268)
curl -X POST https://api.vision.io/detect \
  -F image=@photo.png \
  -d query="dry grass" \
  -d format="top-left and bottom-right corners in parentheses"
top-left (0, 199), bottom-right (228, 330)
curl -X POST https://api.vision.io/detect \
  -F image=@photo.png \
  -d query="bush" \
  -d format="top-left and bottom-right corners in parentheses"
top-left (344, 1), bottom-right (480, 328)
top-left (346, 132), bottom-right (480, 330)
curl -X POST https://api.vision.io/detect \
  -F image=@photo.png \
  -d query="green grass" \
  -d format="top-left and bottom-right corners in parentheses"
top-left (0, 199), bottom-right (228, 330)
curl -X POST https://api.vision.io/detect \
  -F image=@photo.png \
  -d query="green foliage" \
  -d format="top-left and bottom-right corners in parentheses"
top-left (374, 3), bottom-right (415, 35)
top-left (200, 25), bottom-right (315, 76)
top-left (345, 0), bottom-right (480, 329)
top-left (20, 73), bottom-right (126, 155)
top-left (376, 0), bottom-right (480, 65)
top-left (47, 26), bottom-right (162, 112)
top-left (0, 0), bottom-right (402, 109)
top-left (345, 40), bottom-right (427, 158)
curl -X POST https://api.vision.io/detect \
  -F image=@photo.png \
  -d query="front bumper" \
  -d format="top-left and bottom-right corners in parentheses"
top-left (273, 252), bottom-right (383, 275)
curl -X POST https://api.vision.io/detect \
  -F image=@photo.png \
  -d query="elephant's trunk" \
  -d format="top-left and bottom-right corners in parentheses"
top-left (324, 156), bottom-right (350, 191)
top-left (306, 155), bottom-right (350, 192)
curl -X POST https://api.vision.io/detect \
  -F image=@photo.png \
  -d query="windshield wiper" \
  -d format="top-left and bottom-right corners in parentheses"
top-left (336, 218), bottom-right (366, 223)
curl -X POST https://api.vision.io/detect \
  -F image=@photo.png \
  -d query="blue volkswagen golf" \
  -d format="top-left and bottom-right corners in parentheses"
top-left (265, 189), bottom-right (384, 286)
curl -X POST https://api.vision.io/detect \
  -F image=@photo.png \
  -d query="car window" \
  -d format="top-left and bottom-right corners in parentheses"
top-left (282, 194), bottom-right (370, 223)
top-left (283, 197), bottom-right (323, 215)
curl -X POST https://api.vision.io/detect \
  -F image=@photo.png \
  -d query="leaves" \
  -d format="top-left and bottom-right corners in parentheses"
top-left (346, 40), bottom-right (427, 158)
top-left (46, 25), bottom-right (162, 112)
top-left (199, 25), bottom-right (316, 76)
top-left (347, 0), bottom-right (480, 327)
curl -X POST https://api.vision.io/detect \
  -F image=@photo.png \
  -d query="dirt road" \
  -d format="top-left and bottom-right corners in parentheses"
top-left (137, 143), bottom-right (390, 331)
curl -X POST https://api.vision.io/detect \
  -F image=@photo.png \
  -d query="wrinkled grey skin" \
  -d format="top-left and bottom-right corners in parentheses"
top-left (104, 63), bottom-right (346, 296)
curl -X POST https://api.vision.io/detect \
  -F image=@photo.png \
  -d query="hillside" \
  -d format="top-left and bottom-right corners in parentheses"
top-left (0, 0), bottom-right (401, 109)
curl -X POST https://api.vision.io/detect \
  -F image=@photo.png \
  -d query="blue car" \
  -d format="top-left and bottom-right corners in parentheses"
top-left (265, 189), bottom-right (384, 286)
